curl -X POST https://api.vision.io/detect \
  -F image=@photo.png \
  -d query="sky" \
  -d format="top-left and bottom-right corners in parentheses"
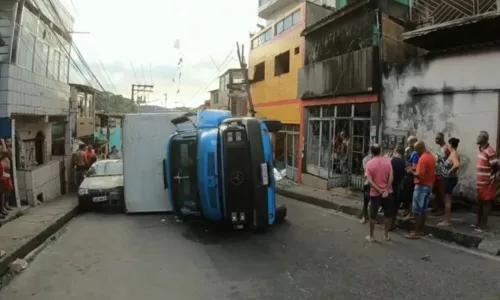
top-left (60, 0), bottom-right (260, 108)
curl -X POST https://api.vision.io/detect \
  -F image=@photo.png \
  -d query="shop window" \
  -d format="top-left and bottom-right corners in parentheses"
top-left (309, 107), bottom-right (321, 118)
top-left (336, 104), bottom-right (352, 117)
top-left (307, 120), bottom-right (321, 166)
top-left (274, 51), bottom-right (290, 76)
top-left (319, 121), bottom-right (331, 169)
top-left (354, 103), bottom-right (371, 118)
top-left (321, 105), bottom-right (335, 117)
top-left (253, 62), bottom-right (265, 82)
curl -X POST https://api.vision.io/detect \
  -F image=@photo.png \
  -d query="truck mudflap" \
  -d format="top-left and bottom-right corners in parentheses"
top-left (221, 118), bottom-right (270, 231)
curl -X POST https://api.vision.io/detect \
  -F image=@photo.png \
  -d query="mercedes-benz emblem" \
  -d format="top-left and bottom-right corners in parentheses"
top-left (230, 171), bottom-right (244, 186)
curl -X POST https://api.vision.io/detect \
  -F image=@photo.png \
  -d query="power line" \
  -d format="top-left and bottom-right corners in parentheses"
top-left (98, 60), bottom-right (118, 94)
top-left (45, 0), bottom-right (106, 92)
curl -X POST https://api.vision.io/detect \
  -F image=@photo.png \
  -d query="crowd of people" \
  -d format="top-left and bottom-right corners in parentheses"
top-left (72, 143), bottom-right (122, 187)
top-left (362, 130), bottom-right (498, 242)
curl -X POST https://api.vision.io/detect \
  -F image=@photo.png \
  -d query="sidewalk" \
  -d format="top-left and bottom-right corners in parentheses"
top-left (0, 194), bottom-right (78, 276)
top-left (276, 179), bottom-right (500, 256)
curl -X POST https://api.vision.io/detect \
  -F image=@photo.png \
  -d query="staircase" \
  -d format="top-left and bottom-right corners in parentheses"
top-left (410, 0), bottom-right (498, 26)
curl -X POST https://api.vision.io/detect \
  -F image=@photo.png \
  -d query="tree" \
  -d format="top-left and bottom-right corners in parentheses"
top-left (95, 92), bottom-right (137, 114)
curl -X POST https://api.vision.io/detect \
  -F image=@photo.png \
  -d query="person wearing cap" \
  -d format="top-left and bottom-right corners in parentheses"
top-left (474, 131), bottom-right (498, 232)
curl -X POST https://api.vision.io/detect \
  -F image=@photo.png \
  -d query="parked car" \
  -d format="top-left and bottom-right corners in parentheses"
top-left (77, 159), bottom-right (124, 212)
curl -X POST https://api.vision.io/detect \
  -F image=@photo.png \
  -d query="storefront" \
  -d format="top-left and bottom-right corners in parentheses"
top-left (274, 124), bottom-right (300, 181)
top-left (300, 96), bottom-right (377, 189)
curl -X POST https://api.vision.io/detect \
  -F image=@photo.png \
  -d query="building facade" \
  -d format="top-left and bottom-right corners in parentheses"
top-left (382, 0), bottom-right (500, 203)
top-left (218, 68), bottom-right (248, 116)
top-left (297, 0), bottom-right (411, 188)
top-left (0, 0), bottom-right (74, 206)
top-left (250, 1), bottom-right (333, 179)
top-left (208, 89), bottom-right (220, 109)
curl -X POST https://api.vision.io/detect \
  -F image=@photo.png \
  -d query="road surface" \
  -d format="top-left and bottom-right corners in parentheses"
top-left (1, 195), bottom-right (500, 300)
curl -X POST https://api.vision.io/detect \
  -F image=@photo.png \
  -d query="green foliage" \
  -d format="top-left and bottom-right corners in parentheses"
top-left (95, 92), bottom-right (137, 114)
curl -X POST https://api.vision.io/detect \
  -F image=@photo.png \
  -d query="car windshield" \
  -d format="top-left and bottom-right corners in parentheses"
top-left (87, 161), bottom-right (123, 177)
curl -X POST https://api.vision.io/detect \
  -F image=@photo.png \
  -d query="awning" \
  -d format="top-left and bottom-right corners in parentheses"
top-left (402, 11), bottom-right (500, 51)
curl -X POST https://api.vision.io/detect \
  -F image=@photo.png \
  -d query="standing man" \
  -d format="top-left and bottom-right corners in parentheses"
top-left (474, 131), bottom-right (498, 232)
top-left (405, 141), bottom-right (436, 239)
top-left (402, 136), bottom-right (419, 218)
top-left (360, 150), bottom-right (373, 224)
top-left (432, 133), bottom-right (449, 215)
top-left (390, 144), bottom-right (407, 230)
top-left (73, 144), bottom-right (87, 187)
top-left (364, 144), bottom-right (393, 242)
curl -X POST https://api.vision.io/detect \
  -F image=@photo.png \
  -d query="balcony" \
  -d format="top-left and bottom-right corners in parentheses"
top-left (258, 0), bottom-right (300, 20)
top-left (404, 0), bottom-right (500, 51)
top-left (298, 46), bottom-right (377, 100)
top-left (410, 0), bottom-right (498, 26)
top-left (0, 1), bottom-right (16, 63)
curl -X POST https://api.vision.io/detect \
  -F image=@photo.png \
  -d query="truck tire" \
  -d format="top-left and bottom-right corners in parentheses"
top-left (274, 204), bottom-right (287, 224)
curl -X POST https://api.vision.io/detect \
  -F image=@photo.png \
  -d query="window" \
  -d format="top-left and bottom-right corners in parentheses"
top-left (59, 54), bottom-right (69, 82)
top-left (23, 9), bottom-right (38, 33)
top-left (33, 40), bottom-right (48, 75)
top-left (87, 161), bottom-right (123, 177)
top-left (275, 10), bottom-right (301, 35)
top-left (274, 51), bottom-right (290, 76)
top-left (294, 47), bottom-right (300, 55)
top-left (220, 76), bottom-right (226, 91)
top-left (253, 62), bottom-right (265, 82)
top-left (252, 29), bottom-right (272, 49)
top-left (213, 93), bottom-right (219, 104)
top-left (17, 29), bottom-right (35, 70)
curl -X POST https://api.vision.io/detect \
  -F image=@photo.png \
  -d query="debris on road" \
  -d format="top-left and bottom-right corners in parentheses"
top-left (9, 259), bottom-right (28, 273)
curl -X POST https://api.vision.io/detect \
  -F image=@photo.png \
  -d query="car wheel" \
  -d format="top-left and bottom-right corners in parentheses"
top-left (78, 199), bottom-right (91, 213)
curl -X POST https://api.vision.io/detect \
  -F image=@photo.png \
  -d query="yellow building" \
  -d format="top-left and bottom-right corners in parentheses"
top-left (249, 2), bottom-right (333, 125)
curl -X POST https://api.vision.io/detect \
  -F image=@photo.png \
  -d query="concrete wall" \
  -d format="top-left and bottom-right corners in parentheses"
top-left (383, 47), bottom-right (500, 199)
top-left (0, 64), bottom-right (70, 117)
top-left (305, 1), bottom-right (334, 27)
top-left (15, 117), bottom-right (52, 169)
top-left (17, 159), bottom-right (61, 205)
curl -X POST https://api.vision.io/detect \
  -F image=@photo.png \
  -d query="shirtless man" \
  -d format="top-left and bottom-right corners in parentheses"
top-left (73, 144), bottom-right (87, 187)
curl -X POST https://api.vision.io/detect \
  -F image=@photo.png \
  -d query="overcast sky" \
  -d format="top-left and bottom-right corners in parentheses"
top-left (61, 0), bottom-right (259, 107)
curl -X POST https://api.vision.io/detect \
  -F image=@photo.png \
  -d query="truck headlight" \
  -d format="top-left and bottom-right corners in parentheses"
top-left (78, 188), bottom-right (88, 196)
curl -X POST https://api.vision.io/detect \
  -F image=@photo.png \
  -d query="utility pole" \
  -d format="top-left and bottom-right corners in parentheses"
top-left (236, 42), bottom-right (255, 117)
top-left (131, 84), bottom-right (154, 114)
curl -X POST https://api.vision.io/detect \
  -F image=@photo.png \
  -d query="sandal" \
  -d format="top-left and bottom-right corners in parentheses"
top-left (405, 232), bottom-right (421, 239)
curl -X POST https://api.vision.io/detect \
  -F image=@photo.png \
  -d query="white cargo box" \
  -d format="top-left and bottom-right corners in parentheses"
top-left (122, 113), bottom-right (180, 213)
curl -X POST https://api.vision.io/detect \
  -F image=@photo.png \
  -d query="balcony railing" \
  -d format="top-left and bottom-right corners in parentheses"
top-left (410, 0), bottom-right (498, 26)
top-left (298, 46), bottom-right (377, 99)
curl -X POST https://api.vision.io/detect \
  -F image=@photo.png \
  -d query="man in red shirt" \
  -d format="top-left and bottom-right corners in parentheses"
top-left (475, 131), bottom-right (498, 232)
top-left (364, 144), bottom-right (394, 242)
top-left (406, 141), bottom-right (436, 239)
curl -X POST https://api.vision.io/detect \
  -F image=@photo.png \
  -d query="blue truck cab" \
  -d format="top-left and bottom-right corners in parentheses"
top-left (165, 109), bottom-right (286, 231)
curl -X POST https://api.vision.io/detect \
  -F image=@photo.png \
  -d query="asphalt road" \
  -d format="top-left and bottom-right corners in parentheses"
top-left (1, 195), bottom-right (500, 300)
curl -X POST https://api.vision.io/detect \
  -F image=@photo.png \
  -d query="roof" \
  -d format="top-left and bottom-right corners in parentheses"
top-left (402, 11), bottom-right (500, 51)
top-left (301, 0), bottom-right (372, 37)
top-left (69, 83), bottom-right (99, 94)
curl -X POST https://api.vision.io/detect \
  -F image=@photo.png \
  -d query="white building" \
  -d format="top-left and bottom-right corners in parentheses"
top-left (0, 0), bottom-right (75, 206)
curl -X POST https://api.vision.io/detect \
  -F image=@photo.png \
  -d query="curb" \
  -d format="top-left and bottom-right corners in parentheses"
top-left (0, 206), bottom-right (79, 277)
top-left (277, 188), bottom-right (484, 250)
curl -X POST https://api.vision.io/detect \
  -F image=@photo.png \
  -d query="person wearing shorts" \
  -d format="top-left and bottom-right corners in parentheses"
top-left (474, 131), bottom-right (498, 232)
top-left (364, 144), bottom-right (393, 242)
top-left (406, 141), bottom-right (436, 239)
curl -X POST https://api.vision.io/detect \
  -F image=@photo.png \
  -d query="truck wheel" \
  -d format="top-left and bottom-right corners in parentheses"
top-left (274, 205), bottom-right (287, 224)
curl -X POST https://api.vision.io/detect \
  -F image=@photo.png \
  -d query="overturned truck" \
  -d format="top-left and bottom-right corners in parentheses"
top-left (164, 109), bottom-right (287, 231)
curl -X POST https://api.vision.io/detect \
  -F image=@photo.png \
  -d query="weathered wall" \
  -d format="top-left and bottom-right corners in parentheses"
top-left (306, 2), bottom-right (334, 27)
top-left (383, 47), bottom-right (500, 199)
top-left (304, 10), bottom-right (376, 64)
